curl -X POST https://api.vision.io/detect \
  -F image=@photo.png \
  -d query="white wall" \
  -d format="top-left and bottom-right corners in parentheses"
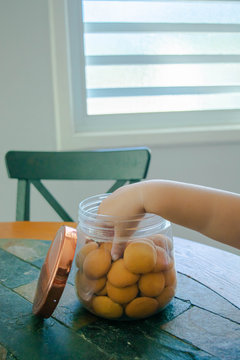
top-left (0, 0), bottom-right (56, 217)
top-left (1, 0), bottom-right (239, 256)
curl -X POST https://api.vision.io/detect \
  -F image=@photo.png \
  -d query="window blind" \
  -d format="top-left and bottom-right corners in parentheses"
top-left (66, 0), bottom-right (240, 133)
top-left (82, 0), bottom-right (240, 115)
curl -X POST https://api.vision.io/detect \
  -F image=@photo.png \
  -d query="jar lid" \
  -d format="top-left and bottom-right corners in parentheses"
top-left (32, 226), bottom-right (77, 318)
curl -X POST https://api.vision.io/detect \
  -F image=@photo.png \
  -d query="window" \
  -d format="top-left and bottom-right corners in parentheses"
top-left (50, 0), bottom-right (240, 149)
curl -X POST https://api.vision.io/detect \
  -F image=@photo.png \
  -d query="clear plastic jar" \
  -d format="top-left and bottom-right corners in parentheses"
top-left (75, 194), bottom-right (177, 320)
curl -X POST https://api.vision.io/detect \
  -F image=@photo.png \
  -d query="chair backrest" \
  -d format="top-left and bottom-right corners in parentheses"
top-left (5, 147), bottom-right (151, 221)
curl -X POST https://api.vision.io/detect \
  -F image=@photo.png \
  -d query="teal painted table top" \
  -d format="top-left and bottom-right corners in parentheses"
top-left (0, 236), bottom-right (239, 360)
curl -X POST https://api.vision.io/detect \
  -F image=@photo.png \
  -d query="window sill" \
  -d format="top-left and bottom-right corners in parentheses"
top-left (56, 123), bottom-right (240, 150)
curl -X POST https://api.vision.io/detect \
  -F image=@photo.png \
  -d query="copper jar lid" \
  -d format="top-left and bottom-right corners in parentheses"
top-left (32, 226), bottom-right (77, 318)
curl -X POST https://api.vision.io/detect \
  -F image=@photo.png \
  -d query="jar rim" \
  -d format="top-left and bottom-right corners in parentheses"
top-left (79, 193), bottom-right (146, 222)
top-left (78, 193), bottom-right (171, 241)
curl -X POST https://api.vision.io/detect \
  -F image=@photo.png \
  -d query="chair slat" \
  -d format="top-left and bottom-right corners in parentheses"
top-left (107, 180), bottom-right (127, 193)
top-left (5, 148), bottom-right (151, 180)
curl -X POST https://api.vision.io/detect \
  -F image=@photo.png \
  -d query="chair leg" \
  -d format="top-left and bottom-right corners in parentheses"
top-left (16, 179), bottom-right (30, 221)
top-left (31, 180), bottom-right (73, 222)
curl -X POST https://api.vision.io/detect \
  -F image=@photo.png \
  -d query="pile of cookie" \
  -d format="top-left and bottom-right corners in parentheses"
top-left (75, 234), bottom-right (176, 320)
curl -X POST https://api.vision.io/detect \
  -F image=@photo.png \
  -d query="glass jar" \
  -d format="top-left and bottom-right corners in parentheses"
top-left (75, 194), bottom-right (177, 320)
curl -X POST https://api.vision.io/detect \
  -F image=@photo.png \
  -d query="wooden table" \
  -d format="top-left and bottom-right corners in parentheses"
top-left (0, 222), bottom-right (239, 360)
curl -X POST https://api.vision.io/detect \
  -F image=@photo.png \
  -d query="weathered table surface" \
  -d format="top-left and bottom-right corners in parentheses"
top-left (0, 222), bottom-right (239, 360)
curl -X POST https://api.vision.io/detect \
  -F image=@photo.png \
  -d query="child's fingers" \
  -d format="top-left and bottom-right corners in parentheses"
top-left (111, 240), bottom-right (127, 261)
top-left (110, 216), bottom-right (144, 260)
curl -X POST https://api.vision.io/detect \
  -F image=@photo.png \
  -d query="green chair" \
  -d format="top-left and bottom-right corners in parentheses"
top-left (5, 147), bottom-right (151, 221)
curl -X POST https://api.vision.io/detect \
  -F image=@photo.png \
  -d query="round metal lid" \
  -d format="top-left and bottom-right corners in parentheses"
top-left (32, 226), bottom-right (77, 318)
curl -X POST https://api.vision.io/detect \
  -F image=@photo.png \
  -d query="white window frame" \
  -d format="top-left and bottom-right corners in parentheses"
top-left (49, 0), bottom-right (240, 150)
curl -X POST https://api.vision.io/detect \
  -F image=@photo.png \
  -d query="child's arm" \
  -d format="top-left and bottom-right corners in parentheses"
top-left (98, 180), bottom-right (240, 250)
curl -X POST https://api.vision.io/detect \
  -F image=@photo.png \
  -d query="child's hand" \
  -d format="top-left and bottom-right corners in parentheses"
top-left (98, 183), bottom-right (145, 260)
top-left (98, 183), bottom-right (144, 219)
